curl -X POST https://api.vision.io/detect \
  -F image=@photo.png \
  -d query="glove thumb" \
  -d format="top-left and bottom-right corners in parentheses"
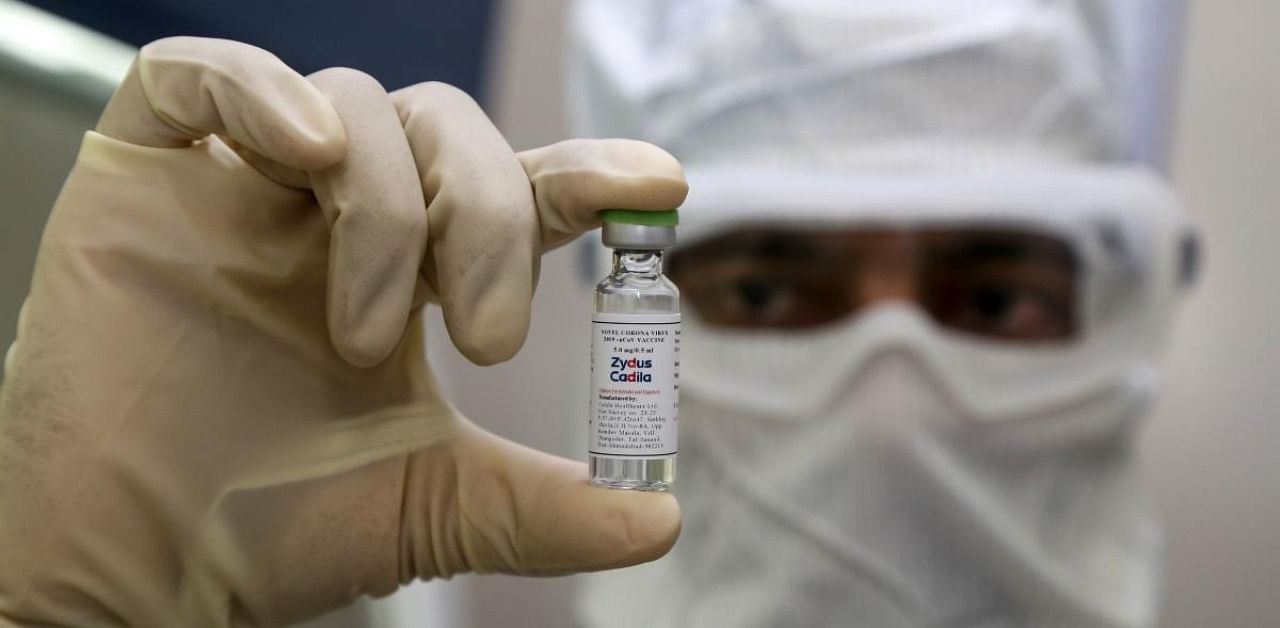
top-left (401, 418), bottom-right (682, 579)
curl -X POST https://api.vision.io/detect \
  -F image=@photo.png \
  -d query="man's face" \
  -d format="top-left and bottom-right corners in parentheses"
top-left (668, 226), bottom-right (1078, 342)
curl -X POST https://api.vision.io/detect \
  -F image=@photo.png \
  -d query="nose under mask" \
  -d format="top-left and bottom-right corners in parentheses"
top-left (579, 347), bottom-right (1162, 628)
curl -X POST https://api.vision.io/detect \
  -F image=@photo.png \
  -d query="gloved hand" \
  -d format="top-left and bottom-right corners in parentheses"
top-left (0, 37), bottom-right (687, 627)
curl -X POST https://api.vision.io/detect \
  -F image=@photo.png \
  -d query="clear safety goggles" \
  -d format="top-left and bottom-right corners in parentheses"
top-left (669, 164), bottom-right (1197, 422)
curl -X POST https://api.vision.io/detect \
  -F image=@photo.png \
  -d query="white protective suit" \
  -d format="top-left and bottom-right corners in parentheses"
top-left (570, 1), bottom-right (1195, 627)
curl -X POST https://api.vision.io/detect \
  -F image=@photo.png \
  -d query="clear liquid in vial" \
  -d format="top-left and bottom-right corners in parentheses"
top-left (590, 249), bottom-right (679, 491)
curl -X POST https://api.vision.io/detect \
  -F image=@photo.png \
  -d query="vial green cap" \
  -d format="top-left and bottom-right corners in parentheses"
top-left (600, 209), bottom-right (678, 250)
top-left (600, 209), bottom-right (680, 226)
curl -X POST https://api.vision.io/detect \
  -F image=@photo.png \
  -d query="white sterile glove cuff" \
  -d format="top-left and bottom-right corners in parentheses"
top-left (0, 37), bottom-right (686, 627)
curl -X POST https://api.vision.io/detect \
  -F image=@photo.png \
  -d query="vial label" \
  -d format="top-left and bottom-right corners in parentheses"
top-left (590, 312), bottom-right (680, 458)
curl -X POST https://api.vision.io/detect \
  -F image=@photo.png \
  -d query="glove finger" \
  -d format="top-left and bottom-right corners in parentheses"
top-left (96, 36), bottom-right (345, 172)
top-left (392, 82), bottom-right (538, 366)
top-left (404, 420), bottom-right (681, 578)
top-left (306, 68), bottom-right (429, 367)
top-left (517, 139), bottom-right (688, 251)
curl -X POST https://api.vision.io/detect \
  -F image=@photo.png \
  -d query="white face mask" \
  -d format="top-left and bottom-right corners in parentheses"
top-left (579, 307), bottom-right (1163, 628)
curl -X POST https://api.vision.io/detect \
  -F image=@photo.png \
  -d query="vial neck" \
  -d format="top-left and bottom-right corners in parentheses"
top-left (612, 249), bottom-right (664, 276)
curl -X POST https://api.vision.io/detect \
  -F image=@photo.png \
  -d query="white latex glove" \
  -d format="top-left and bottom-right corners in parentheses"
top-left (0, 37), bottom-right (687, 627)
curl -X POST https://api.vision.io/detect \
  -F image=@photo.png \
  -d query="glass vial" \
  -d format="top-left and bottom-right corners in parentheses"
top-left (590, 209), bottom-right (680, 491)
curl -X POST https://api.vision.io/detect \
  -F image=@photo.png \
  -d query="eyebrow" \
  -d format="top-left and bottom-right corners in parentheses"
top-left (934, 234), bottom-right (1076, 267)
top-left (681, 231), bottom-right (823, 263)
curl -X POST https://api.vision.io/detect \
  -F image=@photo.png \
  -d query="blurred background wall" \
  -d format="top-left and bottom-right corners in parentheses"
top-left (0, 0), bottom-right (132, 379)
top-left (1, 1), bottom-right (1277, 626)
top-left (18, 0), bottom-right (494, 94)
top-left (1143, 1), bottom-right (1280, 626)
